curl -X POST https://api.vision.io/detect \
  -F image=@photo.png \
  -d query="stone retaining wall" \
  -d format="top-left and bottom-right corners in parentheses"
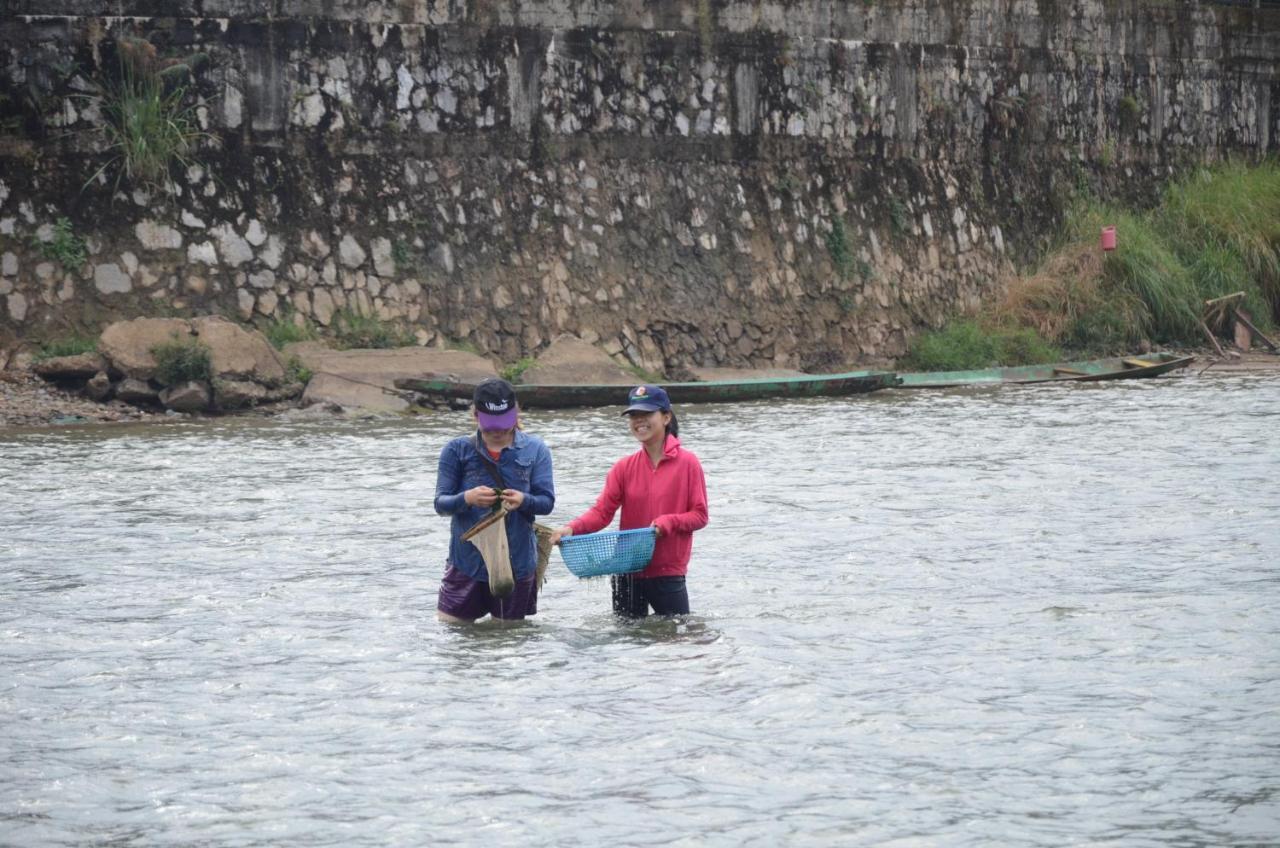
top-left (1, 0), bottom-right (1276, 371)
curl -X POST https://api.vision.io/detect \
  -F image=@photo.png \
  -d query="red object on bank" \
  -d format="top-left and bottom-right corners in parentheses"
top-left (1101, 226), bottom-right (1117, 251)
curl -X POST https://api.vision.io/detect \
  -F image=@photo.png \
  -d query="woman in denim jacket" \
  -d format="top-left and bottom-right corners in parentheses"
top-left (434, 378), bottom-right (555, 623)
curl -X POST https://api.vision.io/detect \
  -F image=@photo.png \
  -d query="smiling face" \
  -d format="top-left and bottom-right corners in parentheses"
top-left (626, 409), bottom-right (670, 446)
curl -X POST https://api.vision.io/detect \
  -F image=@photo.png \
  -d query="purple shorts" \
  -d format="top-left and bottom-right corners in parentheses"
top-left (437, 564), bottom-right (538, 621)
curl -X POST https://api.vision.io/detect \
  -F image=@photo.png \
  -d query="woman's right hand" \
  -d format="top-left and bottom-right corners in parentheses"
top-left (549, 525), bottom-right (573, 546)
top-left (464, 486), bottom-right (501, 508)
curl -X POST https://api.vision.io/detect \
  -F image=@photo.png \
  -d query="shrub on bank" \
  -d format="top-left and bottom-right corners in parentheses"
top-left (501, 356), bottom-right (536, 383)
top-left (902, 321), bottom-right (1061, 371)
top-left (151, 335), bottom-right (212, 386)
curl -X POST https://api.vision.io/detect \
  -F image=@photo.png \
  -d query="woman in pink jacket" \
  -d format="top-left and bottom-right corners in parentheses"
top-left (551, 384), bottom-right (709, 617)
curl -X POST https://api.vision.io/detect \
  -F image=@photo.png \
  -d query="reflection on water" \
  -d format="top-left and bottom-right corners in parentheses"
top-left (2, 374), bottom-right (1279, 845)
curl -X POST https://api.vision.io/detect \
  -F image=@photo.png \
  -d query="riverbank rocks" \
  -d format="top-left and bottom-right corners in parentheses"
top-left (36, 316), bottom-right (302, 415)
top-left (33, 352), bottom-right (109, 380)
top-left (84, 371), bottom-right (111, 401)
top-left (99, 318), bottom-right (193, 381)
top-left (519, 334), bottom-right (638, 385)
top-left (213, 379), bottom-right (268, 410)
top-left (0, 366), bottom-right (163, 428)
top-left (159, 381), bottom-right (211, 412)
top-left (114, 378), bottom-right (159, 404)
top-left (293, 344), bottom-right (497, 413)
top-left (191, 316), bottom-right (287, 384)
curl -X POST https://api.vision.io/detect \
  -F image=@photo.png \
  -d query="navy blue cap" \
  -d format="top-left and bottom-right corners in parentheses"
top-left (621, 384), bottom-right (671, 415)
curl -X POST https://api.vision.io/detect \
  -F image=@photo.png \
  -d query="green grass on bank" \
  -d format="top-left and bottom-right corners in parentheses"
top-left (261, 313), bottom-right (319, 350)
top-left (331, 309), bottom-right (414, 350)
top-left (34, 334), bottom-right (98, 361)
top-left (1160, 162), bottom-right (1280, 322)
top-left (901, 321), bottom-right (1061, 371)
top-left (906, 160), bottom-right (1280, 370)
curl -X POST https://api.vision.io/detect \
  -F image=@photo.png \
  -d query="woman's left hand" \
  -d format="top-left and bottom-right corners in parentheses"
top-left (650, 520), bottom-right (663, 538)
top-left (500, 489), bottom-right (525, 511)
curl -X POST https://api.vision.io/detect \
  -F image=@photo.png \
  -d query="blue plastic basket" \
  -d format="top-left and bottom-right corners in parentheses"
top-left (559, 528), bottom-right (656, 578)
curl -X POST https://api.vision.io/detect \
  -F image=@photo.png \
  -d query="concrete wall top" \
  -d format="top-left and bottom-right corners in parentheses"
top-left (3, 0), bottom-right (1275, 57)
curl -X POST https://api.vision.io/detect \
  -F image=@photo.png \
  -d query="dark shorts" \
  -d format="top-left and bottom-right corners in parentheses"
top-left (611, 575), bottom-right (689, 618)
top-left (437, 564), bottom-right (538, 621)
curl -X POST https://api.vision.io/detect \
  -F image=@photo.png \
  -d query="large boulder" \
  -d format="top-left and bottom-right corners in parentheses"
top-left (213, 379), bottom-right (269, 410)
top-left (294, 345), bottom-right (497, 413)
top-left (519, 334), bottom-right (638, 385)
top-left (99, 318), bottom-right (193, 380)
top-left (84, 371), bottom-right (112, 401)
top-left (191, 316), bottom-right (287, 384)
top-left (33, 352), bottom-right (109, 380)
top-left (114, 377), bottom-right (159, 404)
top-left (159, 381), bottom-right (211, 412)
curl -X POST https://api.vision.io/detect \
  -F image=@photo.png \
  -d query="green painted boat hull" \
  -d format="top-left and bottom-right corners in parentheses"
top-left (895, 352), bottom-right (1195, 389)
top-left (395, 370), bottom-right (901, 408)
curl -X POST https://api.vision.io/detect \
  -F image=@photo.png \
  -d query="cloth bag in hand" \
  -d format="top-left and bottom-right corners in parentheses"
top-left (462, 507), bottom-right (515, 598)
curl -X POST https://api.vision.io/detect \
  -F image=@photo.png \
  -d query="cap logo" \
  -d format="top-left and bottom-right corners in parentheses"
top-left (633, 386), bottom-right (648, 397)
top-left (484, 399), bottom-right (510, 412)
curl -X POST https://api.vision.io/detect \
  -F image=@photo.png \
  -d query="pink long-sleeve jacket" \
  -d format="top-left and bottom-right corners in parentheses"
top-left (568, 434), bottom-right (709, 577)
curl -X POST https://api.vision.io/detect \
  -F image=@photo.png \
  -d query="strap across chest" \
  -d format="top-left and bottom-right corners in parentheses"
top-left (473, 433), bottom-right (507, 490)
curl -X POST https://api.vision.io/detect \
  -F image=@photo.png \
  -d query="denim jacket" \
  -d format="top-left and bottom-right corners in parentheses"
top-left (434, 430), bottom-right (555, 582)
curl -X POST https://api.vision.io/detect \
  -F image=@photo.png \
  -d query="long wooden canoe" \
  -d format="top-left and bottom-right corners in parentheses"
top-left (895, 352), bottom-right (1195, 389)
top-left (395, 369), bottom-right (901, 408)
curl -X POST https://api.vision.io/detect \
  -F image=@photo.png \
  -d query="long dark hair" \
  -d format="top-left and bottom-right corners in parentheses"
top-left (666, 410), bottom-right (679, 437)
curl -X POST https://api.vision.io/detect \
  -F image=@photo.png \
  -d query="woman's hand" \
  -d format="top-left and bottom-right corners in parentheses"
top-left (500, 488), bottom-right (525, 511)
top-left (650, 520), bottom-right (663, 538)
top-left (464, 486), bottom-right (501, 508)
top-left (549, 525), bottom-right (573, 545)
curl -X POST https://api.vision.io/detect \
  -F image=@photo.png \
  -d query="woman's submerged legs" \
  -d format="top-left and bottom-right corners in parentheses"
top-left (611, 575), bottom-right (689, 617)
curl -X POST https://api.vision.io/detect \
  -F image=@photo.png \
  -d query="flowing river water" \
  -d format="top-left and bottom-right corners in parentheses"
top-left (2, 373), bottom-right (1278, 846)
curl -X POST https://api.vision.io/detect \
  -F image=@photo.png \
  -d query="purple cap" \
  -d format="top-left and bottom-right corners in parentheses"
top-left (474, 378), bottom-right (518, 430)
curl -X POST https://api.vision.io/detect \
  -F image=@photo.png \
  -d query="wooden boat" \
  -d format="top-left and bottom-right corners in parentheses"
top-left (895, 352), bottom-right (1195, 389)
top-left (395, 369), bottom-right (901, 408)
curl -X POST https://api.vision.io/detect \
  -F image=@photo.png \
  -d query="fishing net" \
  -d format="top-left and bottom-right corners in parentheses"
top-left (462, 508), bottom-right (515, 598)
top-left (533, 523), bottom-right (555, 588)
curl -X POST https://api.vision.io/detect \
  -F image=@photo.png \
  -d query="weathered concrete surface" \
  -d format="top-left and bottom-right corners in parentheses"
top-left (519, 334), bottom-right (636, 385)
top-left (690, 366), bottom-right (808, 381)
top-left (0, 0), bottom-right (1276, 372)
top-left (301, 373), bottom-right (415, 413)
top-left (292, 345), bottom-right (498, 411)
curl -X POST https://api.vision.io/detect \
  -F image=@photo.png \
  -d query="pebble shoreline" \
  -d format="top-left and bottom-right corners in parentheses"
top-left (0, 369), bottom-right (167, 429)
